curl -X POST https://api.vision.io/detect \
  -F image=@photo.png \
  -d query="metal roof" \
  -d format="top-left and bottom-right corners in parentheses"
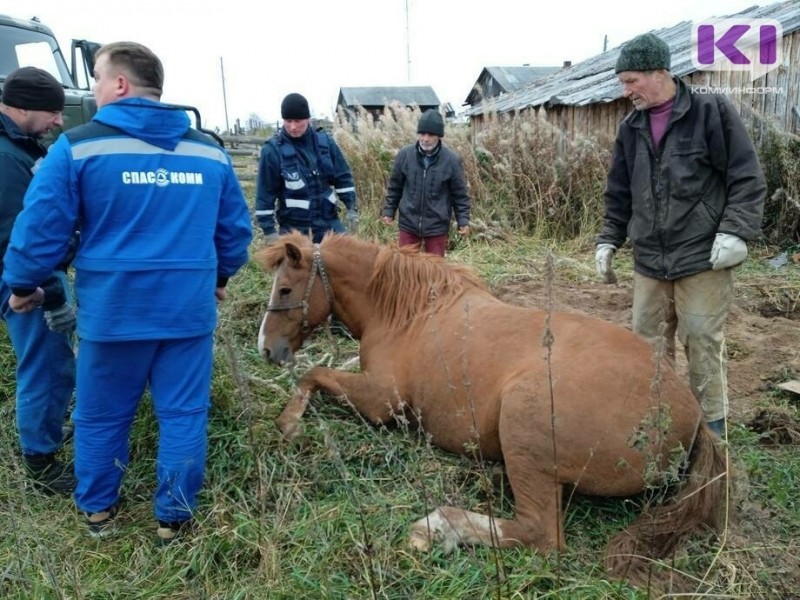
top-left (483, 66), bottom-right (562, 92)
top-left (338, 86), bottom-right (440, 108)
top-left (465, 1), bottom-right (800, 117)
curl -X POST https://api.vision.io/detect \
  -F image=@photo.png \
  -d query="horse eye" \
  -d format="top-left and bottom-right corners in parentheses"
top-left (279, 287), bottom-right (292, 297)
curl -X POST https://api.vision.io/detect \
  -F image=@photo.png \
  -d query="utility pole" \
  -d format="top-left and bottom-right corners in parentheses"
top-left (220, 57), bottom-right (230, 134)
top-left (405, 0), bottom-right (411, 82)
top-left (603, 34), bottom-right (608, 52)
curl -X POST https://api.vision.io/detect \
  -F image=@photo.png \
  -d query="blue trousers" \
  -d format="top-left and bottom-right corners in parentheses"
top-left (73, 334), bottom-right (213, 523)
top-left (0, 272), bottom-right (75, 456)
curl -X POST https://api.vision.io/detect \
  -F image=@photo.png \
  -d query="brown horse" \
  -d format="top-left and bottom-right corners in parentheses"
top-left (255, 231), bottom-right (727, 582)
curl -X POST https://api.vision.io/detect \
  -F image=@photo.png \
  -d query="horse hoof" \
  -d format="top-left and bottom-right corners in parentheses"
top-left (408, 528), bottom-right (433, 552)
top-left (276, 416), bottom-right (301, 441)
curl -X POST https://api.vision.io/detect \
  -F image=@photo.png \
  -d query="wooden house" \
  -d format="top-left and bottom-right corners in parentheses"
top-left (464, 65), bottom-right (563, 107)
top-left (336, 86), bottom-right (450, 124)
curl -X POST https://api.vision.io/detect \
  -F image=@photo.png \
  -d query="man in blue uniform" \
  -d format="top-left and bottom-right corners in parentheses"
top-left (255, 93), bottom-right (358, 244)
top-left (3, 42), bottom-right (252, 541)
top-left (0, 66), bottom-right (76, 496)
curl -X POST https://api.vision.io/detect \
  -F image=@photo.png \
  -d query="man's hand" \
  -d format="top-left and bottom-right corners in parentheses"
top-left (458, 225), bottom-right (470, 236)
top-left (346, 209), bottom-right (360, 234)
top-left (44, 304), bottom-right (76, 334)
top-left (380, 216), bottom-right (394, 226)
top-left (710, 233), bottom-right (748, 270)
top-left (9, 288), bottom-right (45, 313)
top-left (595, 243), bottom-right (618, 284)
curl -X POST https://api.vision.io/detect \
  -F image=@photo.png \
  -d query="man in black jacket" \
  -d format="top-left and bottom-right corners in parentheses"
top-left (256, 93), bottom-right (358, 245)
top-left (381, 109), bottom-right (470, 256)
top-left (0, 66), bottom-right (76, 494)
top-left (596, 33), bottom-right (766, 436)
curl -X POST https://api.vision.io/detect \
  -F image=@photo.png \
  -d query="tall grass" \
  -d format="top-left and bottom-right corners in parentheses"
top-left (333, 105), bottom-right (610, 244)
top-left (336, 103), bottom-right (799, 250)
top-left (757, 118), bottom-right (800, 247)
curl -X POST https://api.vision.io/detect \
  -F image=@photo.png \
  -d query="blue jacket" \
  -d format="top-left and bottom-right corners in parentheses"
top-left (3, 98), bottom-right (252, 341)
top-left (255, 126), bottom-right (356, 234)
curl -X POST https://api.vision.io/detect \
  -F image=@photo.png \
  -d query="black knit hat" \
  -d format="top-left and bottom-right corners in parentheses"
top-left (1, 66), bottom-right (65, 111)
top-left (417, 109), bottom-right (444, 137)
top-left (615, 33), bottom-right (671, 74)
top-left (281, 93), bottom-right (310, 119)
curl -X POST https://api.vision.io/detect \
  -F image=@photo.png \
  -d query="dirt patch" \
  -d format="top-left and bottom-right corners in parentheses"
top-left (490, 276), bottom-right (800, 425)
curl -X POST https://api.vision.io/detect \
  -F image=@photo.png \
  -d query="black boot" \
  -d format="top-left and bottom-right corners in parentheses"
top-left (23, 453), bottom-right (76, 496)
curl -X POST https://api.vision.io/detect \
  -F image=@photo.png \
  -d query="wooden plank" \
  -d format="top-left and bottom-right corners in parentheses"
top-left (221, 135), bottom-right (268, 145)
top-left (777, 380), bottom-right (800, 395)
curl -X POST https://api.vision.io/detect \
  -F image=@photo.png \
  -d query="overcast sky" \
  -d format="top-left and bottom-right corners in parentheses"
top-left (0, 0), bottom-right (783, 131)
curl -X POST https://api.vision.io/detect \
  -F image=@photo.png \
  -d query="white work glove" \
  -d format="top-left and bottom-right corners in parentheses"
top-left (710, 233), bottom-right (748, 270)
top-left (595, 243), bottom-right (618, 284)
top-left (262, 232), bottom-right (280, 246)
top-left (44, 304), bottom-right (76, 335)
top-left (346, 209), bottom-right (360, 234)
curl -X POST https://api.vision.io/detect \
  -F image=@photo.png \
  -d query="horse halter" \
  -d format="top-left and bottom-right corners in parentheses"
top-left (266, 244), bottom-right (334, 333)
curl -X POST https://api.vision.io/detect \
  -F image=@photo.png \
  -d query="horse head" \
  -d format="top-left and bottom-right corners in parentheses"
top-left (254, 232), bottom-right (334, 365)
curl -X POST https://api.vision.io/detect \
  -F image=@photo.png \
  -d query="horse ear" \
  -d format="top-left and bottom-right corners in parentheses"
top-left (285, 242), bottom-right (303, 266)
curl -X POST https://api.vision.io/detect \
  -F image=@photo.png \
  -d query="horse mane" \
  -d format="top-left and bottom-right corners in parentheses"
top-left (254, 232), bottom-right (489, 332)
top-left (367, 244), bottom-right (488, 331)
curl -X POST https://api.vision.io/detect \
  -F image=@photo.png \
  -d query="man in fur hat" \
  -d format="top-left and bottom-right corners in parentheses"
top-left (595, 33), bottom-right (766, 436)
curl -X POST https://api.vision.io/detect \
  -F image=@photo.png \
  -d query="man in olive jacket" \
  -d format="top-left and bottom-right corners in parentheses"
top-left (595, 33), bottom-right (766, 436)
top-left (381, 109), bottom-right (470, 257)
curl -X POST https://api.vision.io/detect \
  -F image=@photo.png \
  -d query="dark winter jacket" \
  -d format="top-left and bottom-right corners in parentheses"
top-left (255, 127), bottom-right (356, 235)
top-left (383, 141), bottom-right (470, 237)
top-left (597, 77), bottom-right (766, 280)
top-left (0, 112), bottom-right (47, 271)
top-left (0, 112), bottom-right (68, 306)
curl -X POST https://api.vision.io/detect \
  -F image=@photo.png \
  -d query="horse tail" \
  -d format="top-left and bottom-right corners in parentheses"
top-left (604, 423), bottom-right (728, 584)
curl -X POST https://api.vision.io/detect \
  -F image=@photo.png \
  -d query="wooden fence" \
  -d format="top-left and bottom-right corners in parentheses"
top-left (221, 135), bottom-right (264, 182)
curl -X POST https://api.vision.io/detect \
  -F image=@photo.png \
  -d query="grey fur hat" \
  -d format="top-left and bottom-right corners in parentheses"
top-left (615, 33), bottom-right (671, 74)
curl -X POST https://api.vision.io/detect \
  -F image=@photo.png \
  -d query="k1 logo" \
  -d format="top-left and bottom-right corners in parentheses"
top-left (691, 18), bottom-right (783, 78)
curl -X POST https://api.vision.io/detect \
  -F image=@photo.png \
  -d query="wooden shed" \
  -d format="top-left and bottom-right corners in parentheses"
top-left (336, 86), bottom-right (447, 124)
top-left (464, 65), bottom-right (563, 107)
top-left (465, 1), bottom-right (800, 143)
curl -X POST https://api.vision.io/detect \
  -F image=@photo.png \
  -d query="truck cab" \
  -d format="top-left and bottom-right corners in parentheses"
top-left (0, 14), bottom-right (97, 141)
top-left (0, 14), bottom-right (221, 145)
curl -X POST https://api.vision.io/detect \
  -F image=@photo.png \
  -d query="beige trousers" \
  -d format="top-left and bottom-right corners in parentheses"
top-left (632, 269), bottom-right (733, 422)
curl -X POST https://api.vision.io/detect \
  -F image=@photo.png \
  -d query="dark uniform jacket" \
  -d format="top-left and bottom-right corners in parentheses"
top-left (383, 141), bottom-right (470, 238)
top-left (255, 127), bottom-right (356, 236)
top-left (0, 112), bottom-right (47, 272)
top-left (597, 77), bottom-right (766, 280)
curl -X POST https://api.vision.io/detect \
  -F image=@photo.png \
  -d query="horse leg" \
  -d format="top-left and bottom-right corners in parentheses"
top-left (276, 366), bottom-right (401, 440)
top-left (408, 381), bottom-right (567, 554)
top-left (275, 389), bottom-right (311, 441)
top-left (408, 466), bottom-right (563, 554)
